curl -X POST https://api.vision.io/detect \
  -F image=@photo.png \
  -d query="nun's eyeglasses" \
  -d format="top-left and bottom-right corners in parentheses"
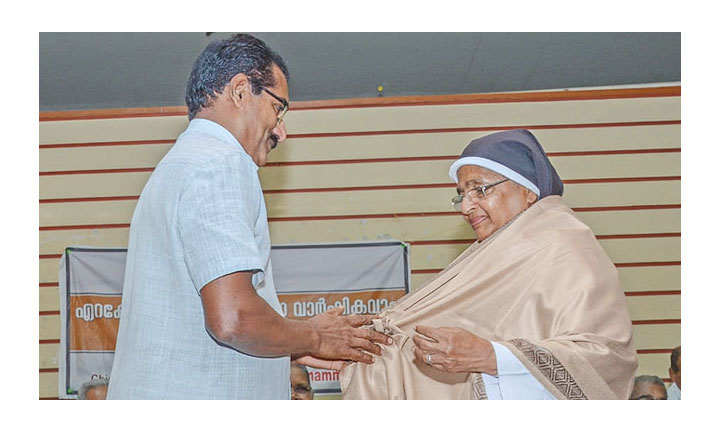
top-left (451, 178), bottom-right (509, 211)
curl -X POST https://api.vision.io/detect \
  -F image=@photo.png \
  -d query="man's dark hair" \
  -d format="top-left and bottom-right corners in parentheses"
top-left (185, 33), bottom-right (289, 120)
top-left (670, 345), bottom-right (681, 372)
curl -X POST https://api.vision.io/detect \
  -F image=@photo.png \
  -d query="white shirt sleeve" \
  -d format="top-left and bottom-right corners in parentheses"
top-left (481, 341), bottom-right (557, 400)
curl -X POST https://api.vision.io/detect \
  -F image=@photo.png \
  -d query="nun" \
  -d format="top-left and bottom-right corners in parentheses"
top-left (341, 129), bottom-right (638, 399)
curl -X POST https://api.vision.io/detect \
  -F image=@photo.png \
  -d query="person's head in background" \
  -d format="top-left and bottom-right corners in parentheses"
top-left (630, 375), bottom-right (667, 400)
top-left (669, 345), bottom-right (681, 390)
top-left (77, 377), bottom-right (109, 400)
top-left (291, 362), bottom-right (314, 400)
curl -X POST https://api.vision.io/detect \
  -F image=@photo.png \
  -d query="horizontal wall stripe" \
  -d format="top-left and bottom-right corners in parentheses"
top-left (39, 148), bottom-right (681, 173)
top-left (41, 125), bottom-right (681, 172)
top-left (40, 196), bottom-right (140, 204)
top-left (39, 139), bottom-right (175, 149)
top-left (40, 167), bottom-right (155, 176)
top-left (39, 368), bottom-right (58, 373)
top-left (287, 120), bottom-right (681, 139)
top-left (615, 261), bottom-right (680, 267)
top-left (41, 98), bottom-right (679, 144)
top-left (632, 319), bottom-right (680, 325)
top-left (595, 233), bottom-right (680, 240)
top-left (38, 204), bottom-right (678, 229)
top-left (625, 291), bottom-right (681, 296)
top-left (39, 120), bottom-right (682, 150)
top-left (39, 86), bottom-right (681, 122)
top-left (40, 282), bottom-right (58, 288)
top-left (636, 349), bottom-right (673, 354)
top-left (40, 223), bottom-right (131, 231)
top-left (40, 208), bottom-right (678, 254)
top-left (573, 204), bottom-right (679, 212)
top-left (39, 176), bottom-right (681, 204)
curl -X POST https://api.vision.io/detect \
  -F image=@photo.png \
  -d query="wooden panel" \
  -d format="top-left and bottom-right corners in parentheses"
top-left (618, 266), bottom-right (680, 293)
top-left (282, 97), bottom-right (680, 134)
top-left (39, 227), bottom-right (130, 255)
top-left (632, 324), bottom-right (680, 350)
top-left (258, 153), bottom-right (679, 190)
top-left (598, 237), bottom-right (680, 263)
top-left (39, 372), bottom-right (59, 399)
top-left (39, 124), bottom-right (681, 171)
top-left (40, 172), bottom-right (152, 200)
top-left (626, 295), bottom-right (680, 321)
top-left (40, 143), bottom-right (173, 172)
top-left (37, 209), bottom-right (678, 256)
top-left (39, 116), bottom-right (188, 145)
top-left (271, 124), bottom-right (681, 163)
top-left (575, 208), bottom-right (680, 236)
top-left (39, 97), bottom-right (678, 145)
top-left (40, 200), bottom-right (137, 227)
top-left (39, 343), bottom-right (60, 369)
top-left (40, 286), bottom-right (60, 312)
top-left (39, 152), bottom-right (679, 200)
top-left (636, 353), bottom-right (673, 380)
top-left (39, 181), bottom-right (679, 227)
top-left (40, 315), bottom-right (61, 340)
top-left (40, 258), bottom-right (61, 284)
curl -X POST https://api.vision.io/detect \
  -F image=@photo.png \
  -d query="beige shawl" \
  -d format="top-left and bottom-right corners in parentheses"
top-left (341, 196), bottom-right (637, 399)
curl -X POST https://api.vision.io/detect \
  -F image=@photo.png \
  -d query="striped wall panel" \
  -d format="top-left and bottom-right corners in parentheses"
top-left (38, 86), bottom-right (681, 399)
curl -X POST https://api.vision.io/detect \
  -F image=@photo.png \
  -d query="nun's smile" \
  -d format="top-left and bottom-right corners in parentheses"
top-left (456, 165), bottom-right (538, 241)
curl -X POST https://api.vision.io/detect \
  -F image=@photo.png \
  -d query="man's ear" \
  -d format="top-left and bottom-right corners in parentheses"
top-left (227, 73), bottom-right (251, 108)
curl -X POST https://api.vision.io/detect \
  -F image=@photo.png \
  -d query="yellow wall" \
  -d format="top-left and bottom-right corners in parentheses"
top-left (39, 86), bottom-right (681, 399)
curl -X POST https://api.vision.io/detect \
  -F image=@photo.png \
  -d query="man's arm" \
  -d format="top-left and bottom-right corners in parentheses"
top-left (201, 271), bottom-right (391, 363)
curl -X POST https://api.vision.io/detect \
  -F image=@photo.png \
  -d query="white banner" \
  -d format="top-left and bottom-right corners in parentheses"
top-left (58, 241), bottom-right (410, 399)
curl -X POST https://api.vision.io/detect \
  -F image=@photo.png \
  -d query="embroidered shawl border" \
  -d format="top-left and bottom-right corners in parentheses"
top-left (509, 338), bottom-right (587, 400)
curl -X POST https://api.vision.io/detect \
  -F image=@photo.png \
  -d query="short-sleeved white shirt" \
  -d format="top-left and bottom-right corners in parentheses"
top-left (107, 119), bottom-right (289, 399)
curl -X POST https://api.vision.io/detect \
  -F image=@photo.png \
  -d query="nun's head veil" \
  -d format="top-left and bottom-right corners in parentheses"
top-left (449, 129), bottom-right (564, 199)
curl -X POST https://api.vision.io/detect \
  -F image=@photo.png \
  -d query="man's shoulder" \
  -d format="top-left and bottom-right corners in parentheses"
top-left (164, 130), bottom-right (254, 173)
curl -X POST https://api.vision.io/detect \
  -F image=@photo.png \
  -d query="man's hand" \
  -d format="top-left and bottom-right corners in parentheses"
top-left (306, 307), bottom-right (392, 365)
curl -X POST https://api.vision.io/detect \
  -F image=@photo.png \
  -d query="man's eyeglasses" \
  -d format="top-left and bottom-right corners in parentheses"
top-left (451, 178), bottom-right (509, 211)
top-left (261, 87), bottom-right (289, 127)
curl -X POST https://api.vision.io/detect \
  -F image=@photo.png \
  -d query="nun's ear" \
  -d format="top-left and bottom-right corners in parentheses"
top-left (525, 188), bottom-right (539, 205)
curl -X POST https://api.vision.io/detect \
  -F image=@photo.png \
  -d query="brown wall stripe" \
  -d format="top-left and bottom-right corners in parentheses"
top-left (39, 139), bottom-right (175, 149)
top-left (39, 148), bottom-right (681, 174)
top-left (37, 177), bottom-right (681, 204)
top-left (39, 86), bottom-right (680, 122)
top-left (37, 204), bottom-right (679, 230)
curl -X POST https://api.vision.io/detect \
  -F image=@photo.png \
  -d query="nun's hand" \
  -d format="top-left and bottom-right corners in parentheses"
top-left (412, 325), bottom-right (497, 375)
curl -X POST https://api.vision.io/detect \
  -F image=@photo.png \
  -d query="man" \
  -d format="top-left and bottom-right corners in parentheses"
top-left (630, 375), bottom-right (668, 400)
top-left (107, 34), bottom-right (390, 399)
top-left (291, 362), bottom-right (314, 400)
top-left (667, 345), bottom-right (681, 400)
